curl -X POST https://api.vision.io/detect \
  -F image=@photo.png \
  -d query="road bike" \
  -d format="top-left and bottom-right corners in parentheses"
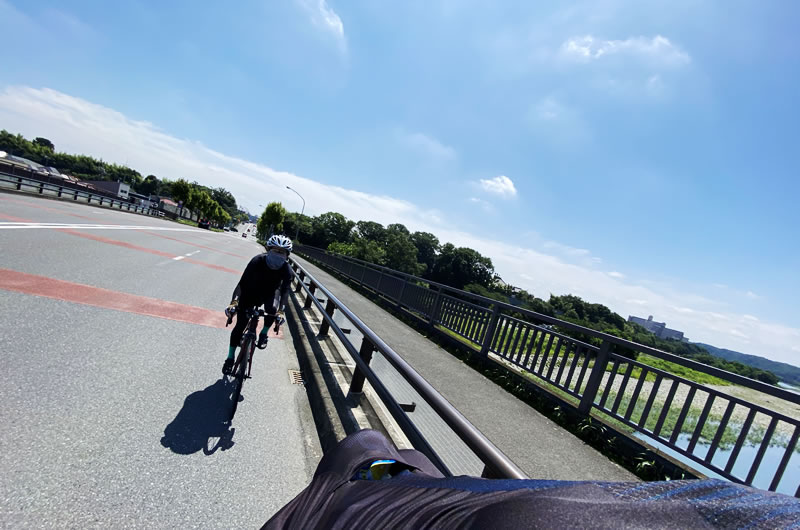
top-left (224, 308), bottom-right (284, 421)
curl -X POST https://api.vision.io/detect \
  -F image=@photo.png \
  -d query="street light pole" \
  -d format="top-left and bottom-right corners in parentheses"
top-left (286, 186), bottom-right (305, 243)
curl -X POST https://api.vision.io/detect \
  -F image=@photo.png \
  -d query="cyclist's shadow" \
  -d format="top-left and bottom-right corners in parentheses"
top-left (161, 378), bottom-right (236, 455)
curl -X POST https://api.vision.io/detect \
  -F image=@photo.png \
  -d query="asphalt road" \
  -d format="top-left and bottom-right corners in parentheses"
top-left (0, 194), bottom-right (319, 528)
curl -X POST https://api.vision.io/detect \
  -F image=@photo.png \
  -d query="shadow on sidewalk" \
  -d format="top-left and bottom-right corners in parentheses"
top-left (161, 378), bottom-right (236, 455)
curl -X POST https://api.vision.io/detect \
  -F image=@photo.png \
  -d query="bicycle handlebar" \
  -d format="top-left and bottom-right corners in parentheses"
top-left (224, 307), bottom-right (284, 330)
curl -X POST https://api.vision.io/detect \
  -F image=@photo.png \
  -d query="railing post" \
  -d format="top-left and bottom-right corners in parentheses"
top-left (376, 269), bottom-right (384, 292)
top-left (479, 305), bottom-right (501, 357)
top-left (16, 177), bottom-right (22, 190)
top-left (57, 187), bottom-right (63, 198)
top-left (396, 277), bottom-right (408, 309)
top-left (304, 283), bottom-right (317, 309)
top-left (578, 340), bottom-right (612, 415)
top-left (428, 286), bottom-right (443, 326)
top-left (360, 264), bottom-right (367, 285)
top-left (295, 271), bottom-right (306, 293)
top-left (349, 338), bottom-right (376, 394)
top-left (38, 182), bottom-right (44, 194)
top-left (317, 300), bottom-right (336, 337)
top-left (74, 190), bottom-right (78, 200)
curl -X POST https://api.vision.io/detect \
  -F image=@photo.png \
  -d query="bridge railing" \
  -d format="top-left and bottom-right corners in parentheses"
top-left (289, 258), bottom-right (527, 480)
top-left (295, 245), bottom-right (800, 497)
top-left (0, 161), bottom-right (163, 217)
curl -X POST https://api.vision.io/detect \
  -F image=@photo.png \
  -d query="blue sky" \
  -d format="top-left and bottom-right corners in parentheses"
top-left (1, 0), bottom-right (799, 365)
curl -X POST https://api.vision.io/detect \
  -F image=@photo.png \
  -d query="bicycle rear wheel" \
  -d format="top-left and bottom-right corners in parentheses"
top-left (228, 338), bottom-right (251, 421)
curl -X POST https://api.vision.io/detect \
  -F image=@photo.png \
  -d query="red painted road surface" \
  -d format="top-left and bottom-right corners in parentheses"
top-left (0, 268), bottom-right (283, 337)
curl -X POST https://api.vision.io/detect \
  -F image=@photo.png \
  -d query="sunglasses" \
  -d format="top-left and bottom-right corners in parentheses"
top-left (270, 248), bottom-right (289, 257)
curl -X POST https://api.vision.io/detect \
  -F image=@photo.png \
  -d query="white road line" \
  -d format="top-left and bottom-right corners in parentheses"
top-left (0, 222), bottom-right (204, 232)
top-left (172, 256), bottom-right (185, 261)
top-left (185, 251), bottom-right (201, 256)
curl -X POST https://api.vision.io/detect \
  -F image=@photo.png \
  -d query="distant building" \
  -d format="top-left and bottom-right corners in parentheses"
top-left (628, 315), bottom-right (685, 341)
top-left (85, 180), bottom-right (130, 199)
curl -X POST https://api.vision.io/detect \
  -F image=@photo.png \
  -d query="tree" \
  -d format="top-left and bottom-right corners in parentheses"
top-left (410, 231), bottom-right (440, 276)
top-left (354, 221), bottom-right (387, 244)
top-left (384, 225), bottom-right (424, 275)
top-left (386, 223), bottom-right (410, 236)
top-left (284, 212), bottom-right (313, 243)
top-left (33, 137), bottom-right (55, 151)
top-left (138, 175), bottom-right (161, 196)
top-left (170, 179), bottom-right (192, 217)
top-left (430, 244), bottom-right (495, 290)
top-left (258, 202), bottom-right (287, 239)
top-left (310, 212), bottom-right (354, 248)
top-left (210, 187), bottom-right (237, 215)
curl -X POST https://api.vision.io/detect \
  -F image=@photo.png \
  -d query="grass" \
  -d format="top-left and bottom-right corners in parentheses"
top-left (440, 314), bottom-right (731, 388)
top-left (625, 355), bottom-right (730, 386)
top-left (441, 323), bottom-right (797, 453)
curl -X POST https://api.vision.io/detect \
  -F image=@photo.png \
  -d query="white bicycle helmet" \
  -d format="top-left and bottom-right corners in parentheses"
top-left (266, 234), bottom-right (293, 253)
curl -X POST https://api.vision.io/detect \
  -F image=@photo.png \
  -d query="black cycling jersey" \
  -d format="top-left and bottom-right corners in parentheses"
top-left (263, 429), bottom-right (800, 529)
top-left (234, 253), bottom-right (292, 309)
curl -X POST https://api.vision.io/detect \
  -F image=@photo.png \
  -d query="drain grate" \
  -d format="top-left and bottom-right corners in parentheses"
top-left (288, 370), bottom-right (305, 385)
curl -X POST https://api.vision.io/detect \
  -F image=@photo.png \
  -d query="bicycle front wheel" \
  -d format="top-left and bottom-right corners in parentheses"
top-left (228, 338), bottom-right (251, 421)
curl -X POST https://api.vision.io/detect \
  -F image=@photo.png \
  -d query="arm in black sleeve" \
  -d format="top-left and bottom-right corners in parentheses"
top-left (231, 282), bottom-right (241, 303)
top-left (277, 264), bottom-right (292, 311)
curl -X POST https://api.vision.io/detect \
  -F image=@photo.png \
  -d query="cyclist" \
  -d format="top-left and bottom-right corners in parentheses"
top-left (222, 234), bottom-right (293, 375)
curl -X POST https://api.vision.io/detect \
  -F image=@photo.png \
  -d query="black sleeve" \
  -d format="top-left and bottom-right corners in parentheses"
top-left (277, 263), bottom-right (292, 310)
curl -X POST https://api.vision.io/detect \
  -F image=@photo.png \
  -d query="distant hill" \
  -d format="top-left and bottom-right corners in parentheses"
top-left (695, 343), bottom-right (800, 386)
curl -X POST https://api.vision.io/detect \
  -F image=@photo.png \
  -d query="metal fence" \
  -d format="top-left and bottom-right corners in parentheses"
top-left (0, 162), bottom-right (163, 217)
top-left (295, 245), bottom-right (800, 497)
top-left (289, 258), bottom-right (526, 480)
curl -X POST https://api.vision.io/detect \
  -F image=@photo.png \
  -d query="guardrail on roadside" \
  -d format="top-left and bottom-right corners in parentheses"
top-left (295, 245), bottom-right (800, 497)
top-left (288, 257), bottom-right (527, 480)
top-left (0, 163), bottom-right (163, 217)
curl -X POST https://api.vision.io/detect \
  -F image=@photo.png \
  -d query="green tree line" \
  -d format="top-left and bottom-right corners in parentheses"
top-left (0, 130), bottom-right (249, 226)
top-left (260, 201), bottom-right (780, 386)
top-left (260, 205), bottom-right (495, 289)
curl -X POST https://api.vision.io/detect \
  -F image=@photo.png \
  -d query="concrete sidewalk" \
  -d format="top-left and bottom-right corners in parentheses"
top-left (293, 255), bottom-right (637, 482)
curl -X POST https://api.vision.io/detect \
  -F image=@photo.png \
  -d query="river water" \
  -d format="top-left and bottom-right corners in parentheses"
top-left (633, 431), bottom-right (799, 496)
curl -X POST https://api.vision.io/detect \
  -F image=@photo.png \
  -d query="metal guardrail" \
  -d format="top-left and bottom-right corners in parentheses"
top-left (289, 258), bottom-right (527, 480)
top-left (295, 245), bottom-right (800, 497)
top-left (0, 163), bottom-right (162, 217)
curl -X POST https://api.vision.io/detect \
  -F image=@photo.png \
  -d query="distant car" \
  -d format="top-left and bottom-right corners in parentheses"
top-left (198, 218), bottom-right (210, 229)
top-left (223, 227), bottom-right (230, 232)
top-left (241, 232), bottom-right (247, 238)
top-left (230, 227), bottom-right (238, 232)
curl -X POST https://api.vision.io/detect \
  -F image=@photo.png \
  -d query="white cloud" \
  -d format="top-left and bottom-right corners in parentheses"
top-left (627, 299), bottom-right (648, 306)
top-left (398, 131), bottom-right (457, 162)
top-left (478, 175), bottom-right (517, 198)
top-left (559, 35), bottom-right (690, 67)
top-left (746, 290), bottom-right (760, 300)
top-left (296, 0), bottom-right (345, 48)
top-left (730, 329), bottom-right (750, 340)
top-left (543, 241), bottom-right (589, 257)
top-left (607, 271), bottom-right (625, 279)
top-left (468, 197), bottom-right (493, 213)
top-left (530, 97), bottom-right (591, 147)
top-left (3, 86), bottom-right (798, 368)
